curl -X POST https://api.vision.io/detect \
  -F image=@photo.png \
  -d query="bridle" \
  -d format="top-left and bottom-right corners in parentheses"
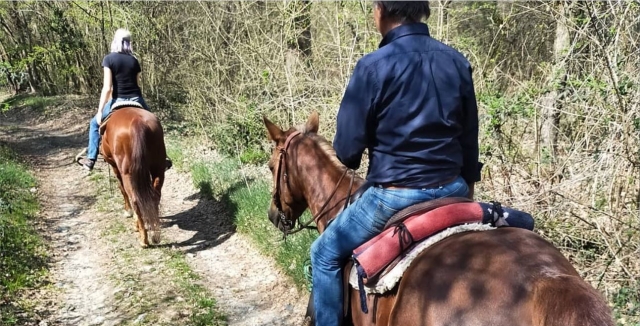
top-left (271, 131), bottom-right (356, 238)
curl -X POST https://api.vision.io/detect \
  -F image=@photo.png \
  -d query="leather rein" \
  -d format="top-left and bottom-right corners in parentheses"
top-left (272, 131), bottom-right (356, 238)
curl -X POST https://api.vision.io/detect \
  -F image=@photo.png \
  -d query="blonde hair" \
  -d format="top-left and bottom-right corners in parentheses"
top-left (110, 28), bottom-right (133, 54)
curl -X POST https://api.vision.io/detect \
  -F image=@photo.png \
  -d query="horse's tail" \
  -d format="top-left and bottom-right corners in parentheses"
top-left (532, 273), bottom-right (614, 326)
top-left (129, 118), bottom-right (161, 244)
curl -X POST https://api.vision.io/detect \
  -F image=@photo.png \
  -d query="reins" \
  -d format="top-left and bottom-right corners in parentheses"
top-left (285, 168), bottom-right (352, 236)
top-left (272, 131), bottom-right (356, 238)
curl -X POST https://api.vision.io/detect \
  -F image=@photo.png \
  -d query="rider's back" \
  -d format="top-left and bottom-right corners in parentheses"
top-left (102, 52), bottom-right (142, 99)
top-left (333, 22), bottom-right (480, 188)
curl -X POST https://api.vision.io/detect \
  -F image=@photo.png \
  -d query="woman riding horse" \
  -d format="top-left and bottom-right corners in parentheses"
top-left (77, 28), bottom-right (171, 171)
top-left (310, 2), bottom-right (481, 325)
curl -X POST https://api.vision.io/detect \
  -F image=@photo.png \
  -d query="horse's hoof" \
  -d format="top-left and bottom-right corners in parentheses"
top-left (151, 232), bottom-right (161, 245)
top-left (123, 210), bottom-right (133, 218)
top-left (139, 240), bottom-right (149, 248)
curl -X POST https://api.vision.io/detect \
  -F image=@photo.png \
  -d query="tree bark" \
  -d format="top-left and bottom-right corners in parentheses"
top-left (539, 1), bottom-right (570, 161)
top-left (289, 0), bottom-right (312, 57)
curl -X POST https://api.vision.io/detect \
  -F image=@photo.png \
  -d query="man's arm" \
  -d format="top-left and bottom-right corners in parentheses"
top-left (333, 62), bottom-right (378, 170)
top-left (458, 62), bottom-right (482, 198)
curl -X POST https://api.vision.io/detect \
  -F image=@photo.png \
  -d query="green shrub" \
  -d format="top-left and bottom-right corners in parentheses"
top-left (209, 101), bottom-right (269, 165)
top-left (0, 145), bottom-right (47, 324)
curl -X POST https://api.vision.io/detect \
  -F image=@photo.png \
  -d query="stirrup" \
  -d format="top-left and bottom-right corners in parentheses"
top-left (74, 148), bottom-right (87, 163)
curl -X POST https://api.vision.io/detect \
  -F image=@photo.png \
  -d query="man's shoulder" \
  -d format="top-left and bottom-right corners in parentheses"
top-left (358, 36), bottom-right (470, 69)
top-left (424, 38), bottom-right (472, 69)
top-left (357, 43), bottom-right (402, 68)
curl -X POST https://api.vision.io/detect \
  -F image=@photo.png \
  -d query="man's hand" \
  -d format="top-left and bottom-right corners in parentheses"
top-left (467, 182), bottom-right (475, 200)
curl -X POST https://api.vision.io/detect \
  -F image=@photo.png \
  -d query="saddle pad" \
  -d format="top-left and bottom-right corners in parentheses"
top-left (111, 100), bottom-right (143, 111)
top-left (349, 223), bottom-right (495, 294)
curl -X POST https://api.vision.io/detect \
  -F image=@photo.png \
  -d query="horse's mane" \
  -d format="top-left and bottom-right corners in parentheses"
top-left (294, 124), bottom-right (348, 172)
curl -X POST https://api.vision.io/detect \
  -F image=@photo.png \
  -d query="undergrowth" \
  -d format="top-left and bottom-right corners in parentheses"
top-left (0, 93), bottom-right (63, 114)
top-left (0, 144), bottom-right (47, 325)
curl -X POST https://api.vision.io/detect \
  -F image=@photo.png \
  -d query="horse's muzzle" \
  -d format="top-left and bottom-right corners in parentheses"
top-left (268, 207), bottom-right (292, 233)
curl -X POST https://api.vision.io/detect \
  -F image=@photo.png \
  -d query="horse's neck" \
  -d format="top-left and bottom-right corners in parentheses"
top-left (298, 157), bottom-right (364, 233)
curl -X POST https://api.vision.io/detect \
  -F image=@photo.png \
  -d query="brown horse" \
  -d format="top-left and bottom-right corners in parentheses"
top-left (100, 106), bottom-right (166, 247)
top-left (263, 111), bottom-right (614, 326)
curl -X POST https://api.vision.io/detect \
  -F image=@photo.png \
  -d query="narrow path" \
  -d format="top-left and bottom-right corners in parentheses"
top-left (160, 171), bottom-right (307, 325)
top-left (1, 111), bottom-right (123, 325)
top-left (0, 102), bottom-right (307, 325)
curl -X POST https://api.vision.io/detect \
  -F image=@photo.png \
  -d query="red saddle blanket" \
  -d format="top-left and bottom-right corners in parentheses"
top-left (352, 202), bottom-right (484, 285)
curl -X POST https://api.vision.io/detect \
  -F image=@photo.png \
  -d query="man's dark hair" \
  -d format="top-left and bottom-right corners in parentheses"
top-left (374, 1), bottom-right (431, 22)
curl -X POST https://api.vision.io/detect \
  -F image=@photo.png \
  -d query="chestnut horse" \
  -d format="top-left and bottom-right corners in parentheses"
top-left (263, 112), bottom-right (614, 326)
top-left (100, 106), bottom-right (166, 247)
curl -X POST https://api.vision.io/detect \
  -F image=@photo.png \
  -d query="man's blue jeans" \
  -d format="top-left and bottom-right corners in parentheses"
top-left (310, 176), bottom-right (469, 325)
top-left (87, 96), bottom-right (149, 160)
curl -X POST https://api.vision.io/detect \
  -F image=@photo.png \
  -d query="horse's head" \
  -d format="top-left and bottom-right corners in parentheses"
top-left (262, 112), bottom-right (320, 233)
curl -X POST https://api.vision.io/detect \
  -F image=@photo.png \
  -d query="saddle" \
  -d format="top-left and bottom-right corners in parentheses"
top-left (303, 183), bottom-right (536, 322)
top-left (352, 198), bottom-right (534, 284)
top-left (98, 101), bottom-right (144, 135)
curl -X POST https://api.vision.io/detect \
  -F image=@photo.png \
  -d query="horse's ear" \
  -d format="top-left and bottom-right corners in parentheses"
top-left (306, 111), bottom-right (319, 134)
top-left (263, 116), bottom-right (284, 142)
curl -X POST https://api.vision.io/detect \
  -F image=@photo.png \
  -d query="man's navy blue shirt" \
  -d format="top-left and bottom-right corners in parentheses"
top-left (333, 23), bottom-right (482, 187)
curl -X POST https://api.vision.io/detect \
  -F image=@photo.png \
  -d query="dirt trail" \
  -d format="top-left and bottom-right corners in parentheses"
top-left (160, 173), bottom-right (306, 325)
top-left (0, 102), bottom-right (306, 325)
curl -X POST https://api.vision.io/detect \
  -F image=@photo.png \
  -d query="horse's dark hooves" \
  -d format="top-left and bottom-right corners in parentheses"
top-left (151, 232), bottom-right (161, 245)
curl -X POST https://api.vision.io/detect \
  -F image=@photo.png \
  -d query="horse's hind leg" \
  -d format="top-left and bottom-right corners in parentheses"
top-left (122, 174), bottom-right (149, 247)
top-left (135, 212), bottom-right (147, 246)
top-left (149, 170), bottom-right (164, 244)
top-left (133, 203), bottom-right (148, 247)
top-left (152, 172), bottom-right (164, 196)
top-left (113, 166), bottom-right (133, 218)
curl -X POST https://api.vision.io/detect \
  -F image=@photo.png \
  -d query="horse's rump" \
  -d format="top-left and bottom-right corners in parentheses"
top-left (381, 228), bottom-right (613, 326)
top-left (99, 101), bottom-right (145, 135)
top-left (531, 273), bottom-right (615, 326)
top-left (101, 108), bottom-right (165, 161)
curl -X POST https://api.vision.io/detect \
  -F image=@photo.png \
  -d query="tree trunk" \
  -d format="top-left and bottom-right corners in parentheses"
top-left (434, 0), bottom-right (451, 41)
top-left (539, 1), bottom-right (570, 162)
top-left (288, 0), bottom-right (312, 57)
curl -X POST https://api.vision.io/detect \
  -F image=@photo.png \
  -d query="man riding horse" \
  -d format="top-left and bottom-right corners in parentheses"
top-left (77, 28), bottom-right (171, 171)
top-left (310, 2), bottom-right (482, 325)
